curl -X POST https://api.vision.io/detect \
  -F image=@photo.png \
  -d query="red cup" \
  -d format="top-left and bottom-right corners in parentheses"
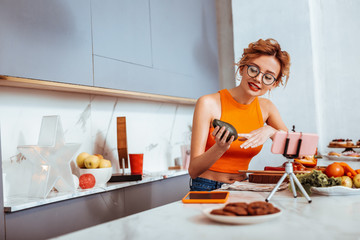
top-left (129, 153), bottom-right (144, 175)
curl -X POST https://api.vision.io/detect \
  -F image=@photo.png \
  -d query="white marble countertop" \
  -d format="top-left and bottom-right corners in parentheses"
top-left (4, 170), bottom-right (188, 213)
top-left (53, 188), bottom-right (360, 240)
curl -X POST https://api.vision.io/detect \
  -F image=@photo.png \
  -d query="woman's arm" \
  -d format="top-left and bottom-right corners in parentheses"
top-left (265, 99), bottom-right (288, 132)
top-left (239, 99), bottom-right (287, 149)
top-left (188, 95), bottom-right (234, 179)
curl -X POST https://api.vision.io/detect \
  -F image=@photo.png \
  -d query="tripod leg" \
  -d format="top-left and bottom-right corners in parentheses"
top-left (265, 173), bottom-right (288, 202)
top-left (290, 172), bottom-right (312, 203)
top-left (288, 174), bottom-right (297, 198)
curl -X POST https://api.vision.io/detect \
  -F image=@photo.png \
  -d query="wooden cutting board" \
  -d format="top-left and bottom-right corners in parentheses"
top-left (248, 173), bottom-right (289, 184)
top-left (117, 116), bottom-right (128, 169)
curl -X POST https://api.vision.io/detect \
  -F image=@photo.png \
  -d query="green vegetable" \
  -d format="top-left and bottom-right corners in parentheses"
top-left (293, 170), bottom-right (341, 195)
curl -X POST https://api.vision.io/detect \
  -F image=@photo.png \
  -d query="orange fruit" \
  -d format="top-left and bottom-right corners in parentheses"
top-left (325, 163), bottom-right (344, 178)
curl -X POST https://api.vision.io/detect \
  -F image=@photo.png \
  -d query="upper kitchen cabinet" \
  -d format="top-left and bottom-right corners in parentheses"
top-left (91, 0), bottom-right (152, 67)
top-left (0, 0), bottom-right (93, 86)
top-left (93, 0), bottom-right (220, 99)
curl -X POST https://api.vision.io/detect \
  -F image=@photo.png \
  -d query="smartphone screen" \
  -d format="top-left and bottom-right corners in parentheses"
top-left (185, 192), bottom-right (228, 199)
top-left (182, 191), bottom-right (230, 203)
top-left (271, 131), bottom-right (318, 156)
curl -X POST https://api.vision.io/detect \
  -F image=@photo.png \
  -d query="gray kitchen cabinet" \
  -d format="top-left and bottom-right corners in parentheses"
top-left (124, 174), bottom-right (189, 216)
top-left (0, 0), bottom-right (93, 86)
top-left (4, 190), bottom-right (126, 240)
top-left (2, 174), bottom-right (189, 240)
top-left (91, 0), bottom-right (152, 67)
top-left (93, 0), bottom-right (220, 99)
top-left (93, 55), bottom-right (203, 99)
top-left (0, 0), bottom-right (220, 99)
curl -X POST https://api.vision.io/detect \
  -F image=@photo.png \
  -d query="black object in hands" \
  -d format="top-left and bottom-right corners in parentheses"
top-left (212, 119), bottom-right (238, 142)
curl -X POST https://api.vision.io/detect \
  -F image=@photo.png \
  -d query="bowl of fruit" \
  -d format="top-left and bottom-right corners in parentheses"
top-left (76, 152), bottom-right (113, 188)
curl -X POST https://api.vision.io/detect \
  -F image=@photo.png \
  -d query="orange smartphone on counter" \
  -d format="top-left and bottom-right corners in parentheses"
top-left (182, 191), bottom-right (230, 204)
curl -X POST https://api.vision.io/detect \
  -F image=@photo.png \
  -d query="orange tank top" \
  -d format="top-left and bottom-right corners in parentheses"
top-left (207, 89), bottom-right (264, 173)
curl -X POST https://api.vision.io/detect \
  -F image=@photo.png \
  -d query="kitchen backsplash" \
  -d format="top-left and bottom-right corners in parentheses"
top-left (0, 86), bottom-right (194, 197)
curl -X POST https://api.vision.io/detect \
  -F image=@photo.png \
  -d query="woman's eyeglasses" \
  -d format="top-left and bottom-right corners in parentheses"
top-left (246, 65), bottom-right (277, 85)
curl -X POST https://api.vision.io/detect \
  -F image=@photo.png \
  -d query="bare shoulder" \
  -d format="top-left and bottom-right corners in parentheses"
top-left (258, 97), bottom-right (276, 111)
top-left (196, 92), bottom-right (221, 113)
top-left (197, 92), bottom-right (220, 105)
top-left (259, 97), bottom-right (287, 131)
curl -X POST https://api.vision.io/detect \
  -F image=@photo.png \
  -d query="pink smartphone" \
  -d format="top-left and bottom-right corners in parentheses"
top-left (271, 131), bottom-right (319, 157)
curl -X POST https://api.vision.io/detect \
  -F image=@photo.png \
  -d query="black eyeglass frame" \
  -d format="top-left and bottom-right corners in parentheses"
top-left (245, 65), bottom-right (278, 86)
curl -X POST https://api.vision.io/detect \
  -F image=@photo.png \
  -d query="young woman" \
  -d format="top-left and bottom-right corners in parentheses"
top-left (188, 38), bottom-right (291, 191)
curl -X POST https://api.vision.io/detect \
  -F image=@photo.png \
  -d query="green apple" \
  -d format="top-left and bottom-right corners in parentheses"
top-left (353, 174), bottom-right (360, 188)
top-left (84, 155), bottom-right (100, 169)
top-left (99, 159), bottom-right (112, 168)
top-left (341, 176), bottom-right (353, 188)
top-left (76, 152), bottom-right (90, 168)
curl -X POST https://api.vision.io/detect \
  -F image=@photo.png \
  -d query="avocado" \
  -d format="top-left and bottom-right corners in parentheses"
top-left (212, 119), bottom-right (238, 142)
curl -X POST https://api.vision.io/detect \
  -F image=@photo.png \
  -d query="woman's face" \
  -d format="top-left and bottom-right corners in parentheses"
top-left (239, 55), bottom-right (281, 97)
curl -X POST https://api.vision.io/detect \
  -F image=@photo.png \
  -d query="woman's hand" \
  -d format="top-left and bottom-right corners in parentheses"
top-left (212, 126), bottom-right (235, 151)
top-left (238, 125), bottom-right (277, 149)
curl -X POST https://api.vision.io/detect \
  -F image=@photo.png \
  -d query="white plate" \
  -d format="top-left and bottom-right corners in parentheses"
top-left (311, 186), bottom-right (360, 196)
top-left (202, 206), bottom-right (282, 225)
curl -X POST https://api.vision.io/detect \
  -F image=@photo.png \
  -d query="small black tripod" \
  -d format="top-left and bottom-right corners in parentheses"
top-left (265, 132), bottom-right (312, 203)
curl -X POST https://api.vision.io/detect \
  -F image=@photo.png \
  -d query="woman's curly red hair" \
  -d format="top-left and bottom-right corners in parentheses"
top-left (235, 38), bottom-right (291, 87)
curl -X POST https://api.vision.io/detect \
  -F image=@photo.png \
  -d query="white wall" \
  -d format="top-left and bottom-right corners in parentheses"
top-left (232, 0), bottom-right (317, 169)
top-left (0, 87), bottom-right (194, 197)
top-left (309, 0), bottom-right (360, 149)
top-left (232, 0), bottom-right (360, 169)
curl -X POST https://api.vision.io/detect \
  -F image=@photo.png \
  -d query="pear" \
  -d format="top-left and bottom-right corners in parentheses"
top-left (353, 174), bottom-right (360, 188)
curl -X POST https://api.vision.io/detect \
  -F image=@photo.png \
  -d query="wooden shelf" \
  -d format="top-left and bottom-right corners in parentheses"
top-left (0, 75), bottom-right (197, 105)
